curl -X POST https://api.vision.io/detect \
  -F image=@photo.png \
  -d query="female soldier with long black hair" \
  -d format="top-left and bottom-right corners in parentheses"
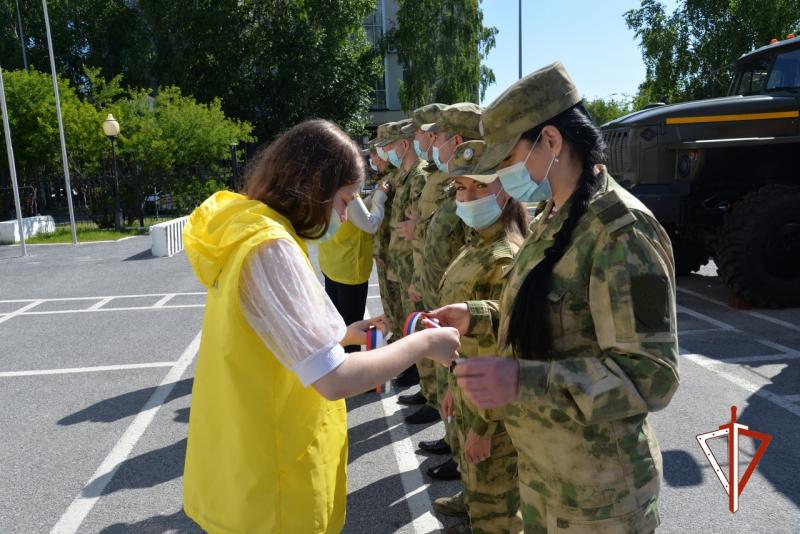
top-left (428, 63), bottom-right (679, 533)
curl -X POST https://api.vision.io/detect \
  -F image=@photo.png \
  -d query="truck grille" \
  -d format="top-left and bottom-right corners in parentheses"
top-left (602, 128), bottom-right (629, 176)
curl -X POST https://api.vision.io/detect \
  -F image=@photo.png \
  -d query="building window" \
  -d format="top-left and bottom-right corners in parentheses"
top-left (365, 0), bottom-right (386, 110)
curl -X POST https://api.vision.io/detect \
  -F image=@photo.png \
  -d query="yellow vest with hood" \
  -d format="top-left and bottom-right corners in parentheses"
top-left (318, 219), bottom-right (374, 285)
top-left (182, 191), bottom-right (348, 534)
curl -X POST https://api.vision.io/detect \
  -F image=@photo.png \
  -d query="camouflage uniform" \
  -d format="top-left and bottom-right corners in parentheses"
top-left (369, 123), bottom-right (403, 341)
top-left (440, 220), bottom-right (524, 534)
top-left (376, 120), bottom-right (429, 340)
top-left (463, 63), bottom-right (679, 533)
top-left (434, 140), bottom-right (523, 533)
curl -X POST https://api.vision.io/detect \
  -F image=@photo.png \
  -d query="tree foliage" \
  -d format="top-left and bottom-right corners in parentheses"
top-left (583, 97), bottom-right (634, 127)
top-left (390, 0), bottom-right (497, 110)
top-left (0, 0), bottom-right (382, 141)
top-left (0, 67), bottom-right (253, 225)
top-left (626, 0), bottom-right (800, 103)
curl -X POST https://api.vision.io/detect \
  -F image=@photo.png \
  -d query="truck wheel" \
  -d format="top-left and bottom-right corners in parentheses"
top-left (717, 185), bottom-right (800, 307)
top-left (670, 235), bottom-right (709, 276)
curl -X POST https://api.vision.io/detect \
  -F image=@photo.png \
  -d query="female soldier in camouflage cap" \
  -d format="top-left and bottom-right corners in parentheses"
top-left (435, 140), bottom-right (528, 534)
top-left (428, 62), bottom-right (679, 533)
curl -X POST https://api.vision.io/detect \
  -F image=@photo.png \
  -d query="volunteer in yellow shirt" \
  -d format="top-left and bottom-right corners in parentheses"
top-left (182, 119), bottom-right (460, 534)
top-left (319, 182), bottom-right (390, 352)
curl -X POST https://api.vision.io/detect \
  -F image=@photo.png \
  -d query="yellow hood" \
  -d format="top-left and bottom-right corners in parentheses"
top-left (182, 191), bottom-right (306, 289)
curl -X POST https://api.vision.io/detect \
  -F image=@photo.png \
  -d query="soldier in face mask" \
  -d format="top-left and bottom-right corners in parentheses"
top-left (433, 140), bottom-right (528, 534)
top-left (375, 120), bottom-right (430, 389)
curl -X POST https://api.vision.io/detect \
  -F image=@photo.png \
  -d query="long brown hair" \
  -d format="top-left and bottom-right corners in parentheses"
top-left (500, 197), bottom-right (529, 247)
top-left (244, 119), bottom-right (364, 239)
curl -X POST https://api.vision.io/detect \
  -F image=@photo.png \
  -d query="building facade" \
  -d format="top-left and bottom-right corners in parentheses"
top-left (364, 0), bottom-right (407, 129)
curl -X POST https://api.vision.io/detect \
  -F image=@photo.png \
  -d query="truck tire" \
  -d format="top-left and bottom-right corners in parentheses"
top-left (670, 235), bottom-right (709, 276)
top-left (716, 185), bottom-right (800, 307)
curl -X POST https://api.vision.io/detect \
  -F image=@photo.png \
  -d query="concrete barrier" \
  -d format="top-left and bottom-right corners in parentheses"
top-left (0, 215), bottom-right (56, 243)
top-left (150, 216), bottom-right (189, 257)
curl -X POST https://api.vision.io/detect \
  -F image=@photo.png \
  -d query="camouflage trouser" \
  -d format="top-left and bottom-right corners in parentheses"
top-left (516, 480), bottom-right (659, 534)
top-left (455, 428), bottom-right (522, 534)
top-left (436, 364), bottom-right (460, 464)
top-left (382, 278), bottom-right (405, 342)
top-left (395, 267), bottom-right (437, 407)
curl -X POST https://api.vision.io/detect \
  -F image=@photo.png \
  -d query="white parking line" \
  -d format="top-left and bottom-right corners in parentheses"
top-left (87, 297), bottom-right (114, 311)
top-left (683, 352), bottom-right (800, 418)
top-left (21, 304), bottom-right (204, 316)
top-left (153, 294), bottom-right (176, 307)
top-left (0, 292), bottom-right (206, 304)
top-left (678, 302), bottom-right (800, 419)
top-left (677, 287), bottom-right (800, 333)
top-left (50, 331), bottom-right (201, 534)
top-left (363, 307), bottom-right (441, 533)
top-left (0, 300), bottom-right (44, 325)
top-left (0, 362), bottom-right (176, 378)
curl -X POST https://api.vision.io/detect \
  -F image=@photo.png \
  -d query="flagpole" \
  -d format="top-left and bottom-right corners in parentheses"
top-left (42, 0), bottom-right (78, 245)
top-left (0, 65), bottom-right (28, 257)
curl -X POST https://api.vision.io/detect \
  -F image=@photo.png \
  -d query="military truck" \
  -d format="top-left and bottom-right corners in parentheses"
top-left (602, 34), bottom-right (800, 307)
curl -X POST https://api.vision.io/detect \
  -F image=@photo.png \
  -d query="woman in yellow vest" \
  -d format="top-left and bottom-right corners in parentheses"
top-left (182, 119), bottom-right (460, 534)
top-left (319, 180), bottom-right (390, 352)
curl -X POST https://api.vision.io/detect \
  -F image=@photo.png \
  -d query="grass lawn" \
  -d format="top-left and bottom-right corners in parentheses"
top-left (15, 226), bottom-right (148, 245)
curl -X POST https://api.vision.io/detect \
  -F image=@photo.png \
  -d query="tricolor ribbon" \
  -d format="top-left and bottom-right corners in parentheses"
top-left (403, 312), bottom-right (440, 336)
top-left (366, 326), bottom-right (385, 351)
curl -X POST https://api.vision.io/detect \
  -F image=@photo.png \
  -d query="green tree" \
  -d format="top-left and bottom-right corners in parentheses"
top-left (626, 0), bottom-right (800, 104)
top-left (1, 0), bottom-right (382, 141)
top-left (391, 0), bottom-right (497, 110)
top-left (0, 67), bottom-right (253, 225)
top-left (583, 96), bottom-right (633, 126)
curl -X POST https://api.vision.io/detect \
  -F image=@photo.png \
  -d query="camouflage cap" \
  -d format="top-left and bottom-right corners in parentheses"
top-left (447, 140), bottom-right (496, 184)
top-left (375, 119), bottom-right (414, 147)
top-left (421, 102), bottom-right (482, 139)
top-left (401, 103), bottom-right (448, 134)
top-left (475, 62), bottom-right (581, 173)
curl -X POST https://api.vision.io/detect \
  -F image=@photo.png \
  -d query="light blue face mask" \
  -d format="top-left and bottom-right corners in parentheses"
top-left (413, 139), bottom-right (430, 161)
top-left (455, 193), bottom-right (503, 230)
top-left (311, 211), bottom-right (341, 244)
top-left (376, 146), bottom-right (388, 161)
top-left (369, 158), bottom-right (379, 172)
top-left (432, 137), bottom-right (455, 173)
top-left (497, 135), bottom-right (556, 202)
top-left (387, 144), bottom-right (406, 168)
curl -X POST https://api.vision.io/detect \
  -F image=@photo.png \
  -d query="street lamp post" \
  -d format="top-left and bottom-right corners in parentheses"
top-left (230, 143), bottom-right (238, 190)
top-left (102, 113), bottom-right (122, 231)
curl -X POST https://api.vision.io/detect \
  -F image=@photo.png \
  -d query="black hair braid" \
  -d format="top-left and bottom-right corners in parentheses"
top-left (505, 103), bottom-right (606, 360)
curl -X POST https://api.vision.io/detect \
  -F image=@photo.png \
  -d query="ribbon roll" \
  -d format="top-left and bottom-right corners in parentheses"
top-left (365, 327), bottom-right (385, 351)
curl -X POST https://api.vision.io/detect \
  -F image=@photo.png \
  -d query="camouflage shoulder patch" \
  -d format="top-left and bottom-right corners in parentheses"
top-left (589, 189), bottom-right (637, 235)
top-left (631, 273), bottom-right (671, 333)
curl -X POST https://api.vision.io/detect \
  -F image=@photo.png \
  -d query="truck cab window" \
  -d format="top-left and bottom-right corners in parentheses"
top-left (766, 48), bottom-right (800, 91)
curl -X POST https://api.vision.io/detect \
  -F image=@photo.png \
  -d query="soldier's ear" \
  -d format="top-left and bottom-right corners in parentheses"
top-left (541, 125), bottom-right (563, 158)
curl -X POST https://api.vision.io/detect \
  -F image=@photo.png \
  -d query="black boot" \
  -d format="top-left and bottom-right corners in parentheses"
top-left (394, 365), bottom-right (420, 387)
top-left (419, 438), bottom-right (451, 455)
top-left (398, 391), bottom-right (426, 405)
top-left (404, 404), bottom-right (439, 425)
top-left (426, 458), bottom-right (460, 481)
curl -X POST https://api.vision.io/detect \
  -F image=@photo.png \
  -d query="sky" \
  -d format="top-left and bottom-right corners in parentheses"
top-left (480, 0), bottom-right (679, 105)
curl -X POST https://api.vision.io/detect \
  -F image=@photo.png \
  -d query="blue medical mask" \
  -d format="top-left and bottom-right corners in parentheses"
top-left (387, 144), bottom-right (406, 168)
top-left (318, 211), bottom-right (341, 243)
top-left (432, 137), bottom-right (455, 173)
top-left (455, 194), bottom-right (503, 230)
top-left (497, 135), bottom-right (556, 202)
top-left (413, 139), bottom-right (429, 161)
top-left (376, 146), bottom-right (388, 161)
top-left (369, 158), bottom-right (379, 172)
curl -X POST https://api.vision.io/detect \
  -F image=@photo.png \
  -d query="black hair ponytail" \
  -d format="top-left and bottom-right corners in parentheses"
top-left (505, 102), bottom-right (606, 360)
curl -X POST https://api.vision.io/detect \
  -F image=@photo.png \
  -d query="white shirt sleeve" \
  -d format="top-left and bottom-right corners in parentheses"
top-left (239, 239), bottom-right (349, 386)
top-left (345, 191), bottom-right (387, 234)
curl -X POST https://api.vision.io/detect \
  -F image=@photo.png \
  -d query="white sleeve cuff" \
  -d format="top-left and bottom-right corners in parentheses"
top-left (292, 341), bottom-right (349, 387)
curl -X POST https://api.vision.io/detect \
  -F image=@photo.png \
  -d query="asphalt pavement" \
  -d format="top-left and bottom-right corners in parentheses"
top-left (0, 238), bottom-right (798, 533)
